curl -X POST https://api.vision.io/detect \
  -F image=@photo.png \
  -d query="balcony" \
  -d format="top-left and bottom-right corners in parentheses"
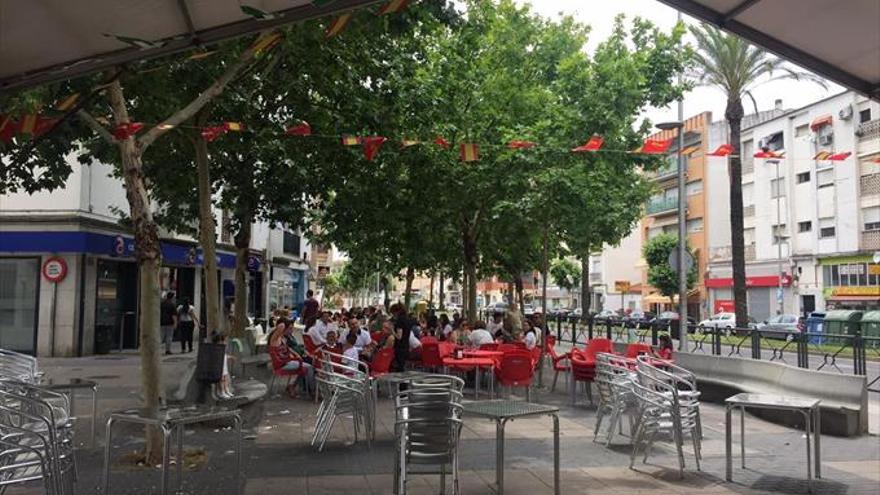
top-left (861, 173), bottom-right (880, 196)
top-left (744, 205), bottom-right (755, 217)
top-left (645, 196), bottom-right (678, 215)
top-left (653, 163), bottom-right (678, 181)
top-left (708, 244), bottom-right (755, 262)
top-left (863, 230), bottom-right (880, 251)
top-left (741, 159), bottom-right (754, 175)
top-left (856, 119), bottom-right (880, 141)
top-left (589, 272), bottom-right (602, 283)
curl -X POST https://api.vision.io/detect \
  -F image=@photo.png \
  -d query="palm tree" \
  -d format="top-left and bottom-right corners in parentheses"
top-left (689, 25), bottom-right (826, 328)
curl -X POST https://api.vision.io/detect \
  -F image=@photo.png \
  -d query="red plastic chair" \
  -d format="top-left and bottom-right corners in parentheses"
top-left (624, 342), bottom-right (653, 359)
top-left (495, 350), bottom-right (536, 401)
top-left (529, 346), bottom-right (541, 369)
top-left (583, 338), bottom-right (614, 362)
top-left (371, 331), bottom-right (384, 343)
top-left (546, 337), bottom-right (571, 392)
top-left (420, 342), bottom-right (444, 371)
top-left (369, 347), bottom-right (395, 378)
top-left (420, 335), bottom-right (438, 345)
top-left (569, 349), bottom-right (596, 404)
top-left (479, 343), bottom-right (499, 351)
top-left (268, 345), bottom-right (307, 395)
top-left (303, 334), bottom-right (318, 358)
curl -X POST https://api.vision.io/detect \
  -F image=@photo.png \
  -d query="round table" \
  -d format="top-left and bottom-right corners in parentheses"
top-left (442, 357), bottom-right (496, 399)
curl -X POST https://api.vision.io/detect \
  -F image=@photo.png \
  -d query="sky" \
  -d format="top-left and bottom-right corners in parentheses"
top-left (512, 0), bottom-right (844, 127)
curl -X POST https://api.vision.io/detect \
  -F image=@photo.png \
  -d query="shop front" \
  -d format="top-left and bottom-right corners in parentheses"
top-left (268, 259), bottom-right (308, 316)
top-left (705, 274), bottom-right (793, 322)
top-left (821, 255), bottom-right (880, 311)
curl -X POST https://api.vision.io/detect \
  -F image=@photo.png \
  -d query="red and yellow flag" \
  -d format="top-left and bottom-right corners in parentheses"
top-left (572, 135), bottom-right (603, 152)
top-left (680, 145), bottom-right (700, 156)
top-left (201, 126), bottom-right (226, 142)
top-left (56, 93), bottom-right (80, 112)
top-left (434, 136), bottom-right (450, 149)
top-left (251, 32), bottom-right (282, 54)
top-left (460, 143), bottom-right (479, 162)
top-left (362, 136), bottom-right (387, 161)
top-left (507, 140), bottom-right (536, 149)
top-left (828, 151), bottom-right (851, 161)
top-left (707, 144), bottom-right (733, 157)
top-left (0, 116), bottom-right (16, 142)
top-left (19, 114), bottom-right (37, 135)
top-left (224, 122), bottom-right (245, 132)
top-left (325, 13), bottom-right (353, 38)
top-left (754, 149), bottom-right (784, 159)
top-left (401, 138), bottom-right (420, 148)
top-left (812, 151), bottom-right (833, 160)
top-left (113, 122), bottom-right (144, 140)
top-left (377, 0), bottom-right (410, 15)
top-left (634, 138), bottom-right (672, 154)
top-left (286, 122), bottom-right (312, 136)
top-left (341, 135), bottom-right (361, 146)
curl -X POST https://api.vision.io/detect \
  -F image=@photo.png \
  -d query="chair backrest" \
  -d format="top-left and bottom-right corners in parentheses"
top-left (421, 335), bottom-right (438, 345)
top-left (371, 331), bottom-right (384, 343)
top-left (496, 350), bottom-right (535, 386)
top-left (625, 343), bottom-right (653, 359)
top-left (268, 345), bottom-right (292, 371)
top-left (479, 343), bottom-right (499, 351)
top-left (584, 338), bottom-right (613, 361)
top-left (420, 343), bottom-right (443, 368)
top-left (371, 347), bottom-right (395, 375)
top-left (546, 335), bottom-right (557, 347)
top-left (302, 334), bottom-right (318, 355)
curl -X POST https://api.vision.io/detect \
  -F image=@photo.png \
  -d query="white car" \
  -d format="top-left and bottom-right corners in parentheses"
top-left (698, 312), bottom-right (737, 330)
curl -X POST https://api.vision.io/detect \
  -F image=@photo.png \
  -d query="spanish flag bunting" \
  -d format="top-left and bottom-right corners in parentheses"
top-left (754, 149), bottom-right (784, 158)
top-left (224, 122), bottom-right (245, 132)
top-left (251, 32), bottom-right (282, 54)
top-left (828, 151), bottom-right (851, 161)
top-left (188, 51), bottom-right (216, 61)
top-left (56, 93), bottom-right (80, 112)
top-left (325, 13), bottom-right (352, 38)
top-left (634, 138), bottom-right (672, 154)
top-left (240, 5), bottom-right (277, 20)
top-left (362, 136), bottom-right (387, 161)
top-left (0, 116), bottom-right (14, 142)
top-left (401, 139), bottom-right (420, 148)
top-left (377, 0), bottom-right (410, 15)
top-left (434, 136), bottom-right (450, 149)
top-left (18, 115), bottom-right (37, 135)
top-left (680, 145), bottom-right (700, 156)
top-left (871, 157), bottom-right (880, 163)
top-left (812, 151), bottom-right (833, 160)
top-left (157, 123), bottom-right (176, 130)
top-left (572, 135), bottom-right (603, 152)
top-left (507, 140), bottom-right (536, 149)
top-left (113, 122), bottom-right (144, 140)
top-left (460, 143), bottom-right (479, 162)
top-left (32, 117), bottom-right (59, 137)
top-left (342, 135), bottom-right (361, 146)
top-left (201, 126), bottom-right (227, 142)
top-left (707, 144), bottom-right (733, 157)
top-left (286, 122), bottom-right (312, 136)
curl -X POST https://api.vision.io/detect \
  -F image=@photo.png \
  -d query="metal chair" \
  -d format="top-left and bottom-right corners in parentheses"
top-left (312, 362), bottom-right (373, 452)
top-left (594, 354), bottom-right (638, 445)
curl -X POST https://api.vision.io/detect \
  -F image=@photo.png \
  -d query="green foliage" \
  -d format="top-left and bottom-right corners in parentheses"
top-left (643, 233), bottom-right (697, 299)
top-left (550, 258), bottom-right (581, 292)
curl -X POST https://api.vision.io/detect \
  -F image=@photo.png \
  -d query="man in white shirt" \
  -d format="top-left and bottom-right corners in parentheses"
top-left (469, 327), bottom-right (495, 347)
top-left (486, 312), bottom-right (504, 336)
top-left (408, 331), bottom-right (422, 351)
top-left (346, 318), bottom-right (372, 349)
top-left (307, 312), bottom-right (331, 346)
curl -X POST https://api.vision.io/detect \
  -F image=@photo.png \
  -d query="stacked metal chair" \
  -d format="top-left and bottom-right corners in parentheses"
top-left (393, 375), bottom-right (464, 495)
top-left (593, 353), bottom-right (639, 445)
top-left (630, 355), bottom-right (702, 478)
top-left (0, 349), bottom-right (77, 494)
top-left (311, 351), bottom-right (374, 451)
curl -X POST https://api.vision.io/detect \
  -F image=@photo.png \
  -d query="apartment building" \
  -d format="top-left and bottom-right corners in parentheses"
top-left (0, 155), bottom-right (312, 356)
top-left (587, 227), bottom-right (643, 313)
top-left (706, 91), bottom-right (880, 319)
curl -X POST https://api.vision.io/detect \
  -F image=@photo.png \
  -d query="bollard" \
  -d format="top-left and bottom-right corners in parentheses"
top-left (751, 328), bottom-right (761, 360)
top-left (651, 322), bottom-right (658, 347)
top-left (797, 331), bottom-right (808, 369)
top-left (853, 333), bottom-right (866, 376)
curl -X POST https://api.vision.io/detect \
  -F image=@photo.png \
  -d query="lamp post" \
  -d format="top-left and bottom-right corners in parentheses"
top-left (657, 120), bottom-right (687, 351)
top-left (768, 157), bottom-right (787, 316)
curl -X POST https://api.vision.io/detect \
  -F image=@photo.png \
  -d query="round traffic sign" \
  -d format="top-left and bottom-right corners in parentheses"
top-left (42, 257), bottom-right (68, 283)
top-left (874, 251), bottom-right (880, 264)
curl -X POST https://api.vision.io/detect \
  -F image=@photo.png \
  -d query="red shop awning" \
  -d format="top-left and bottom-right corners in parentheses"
top-left (810, 115), bottom-right (833, 131)
top-left (705, 275), bottom-right (792, 289)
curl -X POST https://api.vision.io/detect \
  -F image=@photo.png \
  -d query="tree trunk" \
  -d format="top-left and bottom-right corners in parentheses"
top-left (438, 271), bottom-right (445, 309)
top-left (726, 98), bottom-right (748, 328)
top-left (541, 233), bottom-right (549, 315)
top-left (404, 266), bottom-right (415, 309)
top-left (463, 229), bottom-right (478, 322)
top-left (232, 211), bottom-right (252, 338)
top-left (108, 79), bottom-right (164, 465)
top-left (428, 272), bottom-right (435, 307)
top-left (514, 276), bottom-right (524, 315)
top-left (580, 258), bottom-right (591, 319)
top-left (194, 110), bottom-right (221, 338)
top-left (461, 269), bottom-right (469, 316)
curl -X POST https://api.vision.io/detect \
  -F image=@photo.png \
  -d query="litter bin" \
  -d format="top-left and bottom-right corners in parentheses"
top-left (94, 324), bottom-right (113, 355)
top-left (823, 310), bottom-right (863, 345)
top-left (805, 312), bottom-right (826, 345)
top-left (195, 343), bottom-right (226, 384)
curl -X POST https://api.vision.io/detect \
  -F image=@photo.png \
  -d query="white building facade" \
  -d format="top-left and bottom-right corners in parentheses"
top-left (588, 225), bottom-right (643, 313)
top-left (706, 91), bottom-right (880, 320)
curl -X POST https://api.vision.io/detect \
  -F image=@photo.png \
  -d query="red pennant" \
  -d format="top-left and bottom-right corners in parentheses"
top-left (637, 138), bottom-right (673, 154)
top-left (224, 122), bottom-right (245, 132)
top-left (754, 149), bottom-right (784, 158)
top-left (507, 140), bottom-right (536, 149)
top-left (707, 144), bottom-right (734, 157)
top-left (572, 135), bottom-right (604, 152)
top-left (870, 157), bottom-right (880, 163)
top-left (285, 122), bottom-right (312, 136)
top-left (362, 136), bottom-right (387, 161)
top-left (460, 143), bottom-right (479, 162)
top-left (828, 151), bottom-right (851, 161)
top-left (201, 126), bottom-right (227, 142)
top-left (113, 122), bottom-right (144, 140)
top-left (32, 116), bottom-right (59, 137)
top-left (434, 136), bottom-right (450, 149)
top-left (0, 115), bottom-right (16, 142)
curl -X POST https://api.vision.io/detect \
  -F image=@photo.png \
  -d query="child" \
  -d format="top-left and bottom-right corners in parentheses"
top-left (343, 332), bottom-right (360, 363)
top-left (213, 333), bottom-right (235, 400)
top-left (655, 334), bottom-right (674, 360)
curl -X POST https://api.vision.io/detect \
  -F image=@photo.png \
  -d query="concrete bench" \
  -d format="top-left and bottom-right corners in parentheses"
top-left (675, 352), bottom-right (867, 436)
top-left (231, 334), bottom-right (270, 379)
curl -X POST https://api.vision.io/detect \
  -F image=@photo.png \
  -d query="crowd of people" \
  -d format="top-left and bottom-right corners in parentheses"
top-left (264, 290), bottom-right (548, 399)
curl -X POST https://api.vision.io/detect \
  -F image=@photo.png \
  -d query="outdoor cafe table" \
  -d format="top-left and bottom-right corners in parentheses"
top-left (41, 377), bottom-right (98, 447)
top-left (462, 400), bottom-right (560, 495)
top-left (442, 356), bottom-right (496, 399)
top-left (103, 406), bottom-right (243, 495)
top-left (725, 393), bottom-right (821, 492)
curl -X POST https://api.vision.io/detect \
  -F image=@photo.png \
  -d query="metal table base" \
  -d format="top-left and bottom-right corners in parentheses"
top-left (42, 378), bottom-right (98, 447)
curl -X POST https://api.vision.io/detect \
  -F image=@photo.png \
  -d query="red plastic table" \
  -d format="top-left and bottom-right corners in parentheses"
top-left (442, 356), bottom-right (496, 399)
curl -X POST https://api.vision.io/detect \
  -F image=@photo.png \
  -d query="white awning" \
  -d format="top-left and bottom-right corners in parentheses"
top-left (656, 0), bottom-right (880, 101)
top-left (0, 0), bottom-right (382, 92)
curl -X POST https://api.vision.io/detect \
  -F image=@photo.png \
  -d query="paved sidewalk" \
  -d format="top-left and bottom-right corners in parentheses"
top-left (8, 353), bottom-right (880, 494)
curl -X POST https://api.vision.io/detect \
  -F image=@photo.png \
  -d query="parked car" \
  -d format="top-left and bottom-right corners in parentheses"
top-left (522, 304), bottom-right (535, 316)
top-left (484, 302), bottom-right (509, 315)
top-left (443, 303), bottom-right (461, 313)
top-left (593, 309), bottom-right (621, 325)
top-left (759, 313), bottom-right (801, 337)
top-left (548, 307), bottom-right (570, 319)
top-left (570, 307), bottom-right (583, 318)
top-left (623, 311), bottom-right (655, 328)
top-left (697, 312), bottom-right (737, 330)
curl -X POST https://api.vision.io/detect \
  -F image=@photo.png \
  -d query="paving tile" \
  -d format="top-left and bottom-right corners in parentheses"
top-left (825, 460), bottom-right (880, 482)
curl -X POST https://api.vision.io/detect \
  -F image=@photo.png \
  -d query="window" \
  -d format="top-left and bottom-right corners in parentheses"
top-left (686, 180), bottom-right (703, 196)
top-left (772, 224), bottom-right (787, 244)
top-left (0, 258), bottom-right (39, 353)
top-left (817, 169), bottom-right (834, 188)
top-left (770, 177), bottom-right (786, 198)
top-left (798, 221), bottom-right (812, 233)
top-left (744, 228), bottom-right (756, 245)
top-left (795, 124), bottom-right (809, 137)
top-left (864, 206), bottom-right (880, 231)
top-left (687, 218), bottom-right (704, 233)
top-left (282, 231), bottom-right (301, 255)
top-left (819, 218), bottom-right (835, 238)
top-left (796, 172), bottom-right (811, 183)
top-left (742, 182), bottom-right (754, 206)
top-left (761, 132), bottom-right (784, 152)
top-left (860, 108), bottom-right (872, 123)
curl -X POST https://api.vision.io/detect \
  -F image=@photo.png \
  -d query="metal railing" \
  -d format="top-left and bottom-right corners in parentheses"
top-left (550, 316), bottom-right (880, 393)
top-left (645, 196), bottom-right (678, 215)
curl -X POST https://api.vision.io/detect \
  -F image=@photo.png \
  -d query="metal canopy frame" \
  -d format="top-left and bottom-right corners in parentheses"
top-left (656, 0), bottom-right (880, 101)
top-left (0, 0), bottom-right (382, 93)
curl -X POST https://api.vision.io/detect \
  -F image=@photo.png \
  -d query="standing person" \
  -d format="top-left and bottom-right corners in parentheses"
top-left (176, 297), bottom-right (199, 353)
top-left (302, 289), bottom-right (320, 329)
top-left (486, 311), bottom-right (505, 338)
top-left (439, 314), bottom-right (453, 340)
top-left (390, 304), bottom-right (415, 372)
top-left (160, 292), bottom-right (178, 355)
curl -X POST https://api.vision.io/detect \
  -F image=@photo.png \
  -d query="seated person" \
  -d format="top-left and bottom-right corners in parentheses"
top-left (343, 332), bottom-right (360, 363)
top-left (469, 325), bottom-right (495, 347)
top-left (522, 321), bottom-right (538, 350)
top-left (654, 334), bottom-right (674, 360)
top-left (269, 323), bottom-right (315, 398)
top-left (486, 311), bottom-right (504, 336)
top-left (448, 321), bottom-right (471, 346)
top-left (346, 317), bottom-right (372, 349)
top-left (306, 311), bottom-right (331, 346)
top-left (319, 330), bottom-right (344, 356)
top-left (439, 314), bottom-right (453, 341)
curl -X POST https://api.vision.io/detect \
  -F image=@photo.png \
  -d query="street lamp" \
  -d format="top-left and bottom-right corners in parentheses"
top-left (656, 120), bottom-right (688, 351)
top-left (767, 157), bottom-right (787, 316)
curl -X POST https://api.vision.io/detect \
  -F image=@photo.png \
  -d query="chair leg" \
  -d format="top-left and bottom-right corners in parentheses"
top-left (551, 371), bottom-right (559, 392)
top-left (593, 408), bottom-right (605, 442)
top-left (440, 463), bottom-right (446, 495)
top-left (269, 374), bottom-right (276, 395)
